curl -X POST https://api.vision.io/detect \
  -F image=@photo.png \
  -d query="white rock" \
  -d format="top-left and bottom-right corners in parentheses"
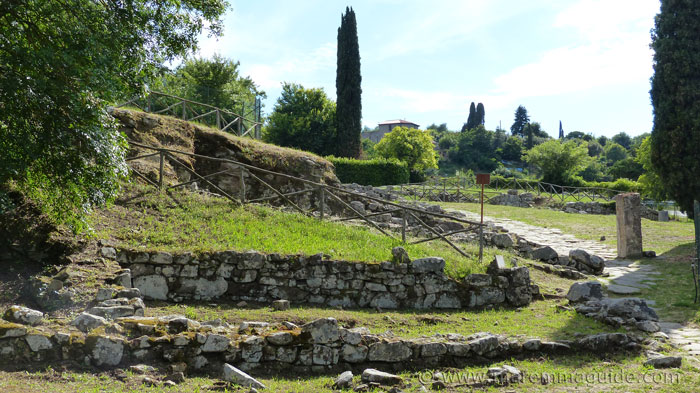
top-left (4, 306), bottom-right (44, 326)
top-left (25, 335), bottom-right (53, 351)
top-left (133, 275), bottom-right (169, 300)
top-left (71, 313), bottom-right (108, 333)
top-left (222, 363), bottom-right (266, 389)
top-left (91, 336), bottom-right (124, 366)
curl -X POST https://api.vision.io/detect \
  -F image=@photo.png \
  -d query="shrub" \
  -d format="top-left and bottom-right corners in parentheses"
top-left (326, 156), bottom-right (409, 186)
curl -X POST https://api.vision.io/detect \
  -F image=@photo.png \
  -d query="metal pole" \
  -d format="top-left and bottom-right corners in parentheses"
top-left (158, 150), bottom-right (164, 190)
top-left (479, 183), bottom-right (484, 263)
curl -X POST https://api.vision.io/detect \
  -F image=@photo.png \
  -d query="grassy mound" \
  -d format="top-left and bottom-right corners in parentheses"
top-left (90, 185), bottom-right (515, 278)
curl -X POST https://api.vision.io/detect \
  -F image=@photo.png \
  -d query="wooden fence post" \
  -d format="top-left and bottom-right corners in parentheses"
top-left (181, 101), bottom-right (186, 120)
top-left (216, 109), bottom-right (221, 129)
top-left (158, 150), bottom-right (164, 190)
top-left (319, 187), bottom-right (325, 220)
top-left (401, 208), bottom-right (406, 243)
top-left (239, 167), bottom-right (246, 203)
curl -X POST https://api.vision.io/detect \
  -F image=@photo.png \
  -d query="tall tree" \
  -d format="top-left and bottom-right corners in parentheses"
top-left (463, 102), bottom-right (477, 131)
top-left (559, 121), bottom-right (564, 139)
top-left (510, 105), bottom-right (530, 137)
top-left (0, 0), bottom-right (227, 229)
top-left (650, 0), bottom-right (700, 214)
top-left (263, 83), bottom-right (337, 156)
top-left (335, 7), bottom-right (362, 158)
top-left (476, 103), bottom-right (486, 125)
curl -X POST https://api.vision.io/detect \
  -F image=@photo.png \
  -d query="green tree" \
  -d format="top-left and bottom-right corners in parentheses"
top-left (158, 55), bottom-right (264, 113)
top-left (650, 0), bottom-right (700, 213)
top-left (263, 83), bottom-right (337, 156)
top-left (335, 7), bottom-right (362, 158)
top-left (500, 136), bottom-right (523, 161)
top-left (587, 140), bottom-right (604, 157)
top-left (361, 138), bottom-right (377, 159)
top-left (597, 135), bottom-right (608, 146)
top-left (611, 132), bottom-right (632, 150)
top-left (0, 0), bottom-right (227, 229)
top-left (463, 102), bottom-right (478, 131)
top-left (510, 105), bottom-right (529, 137)
top-left (375, 126), bottom-right (438, 173)
top-left (524, 140), bottom-right (591, 185)
top-left (636, 136), bottom-right (670, 201)
top-left (604, 142), bottom-right (628, 164)
top-left (476, 103), bottom-right (486, 126)
top-left (450, 125), bottom-right (498, 171)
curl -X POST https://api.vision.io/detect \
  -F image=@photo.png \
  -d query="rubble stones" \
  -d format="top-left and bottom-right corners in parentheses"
top-left (566, 281), bottom-right (604, 303)
top-left (361, 369), bottom-right (403, 386)
top-left (222, 363), bottom-right (266, 389)
top-left (4, 306), bottom-right (44, 326)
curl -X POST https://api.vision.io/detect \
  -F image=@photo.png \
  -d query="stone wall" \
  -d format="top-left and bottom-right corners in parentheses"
top-left (112, 249), bottom-right (535, 310)
top-left (563, 201), bottom-right (660, 221)
top-left (0, 316), bottom-right (639, 374)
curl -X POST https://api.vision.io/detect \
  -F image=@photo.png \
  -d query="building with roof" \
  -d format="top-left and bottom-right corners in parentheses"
top-left (362, 119), bottom-right (420, 143)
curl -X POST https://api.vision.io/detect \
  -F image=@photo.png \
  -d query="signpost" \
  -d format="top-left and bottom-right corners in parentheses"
top-left (476, 173), bottom-right (491, 263)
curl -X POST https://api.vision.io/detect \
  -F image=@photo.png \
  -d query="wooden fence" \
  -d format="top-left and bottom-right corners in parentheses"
top-left (117, 91), bottom-right (262, 139)
top-left (126, 142), bottom-right (483, 258)
top-left (385, 176), bottom-right (628, 203)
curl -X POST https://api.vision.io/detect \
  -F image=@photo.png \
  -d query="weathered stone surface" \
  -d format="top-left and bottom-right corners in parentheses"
top-left (636, 320), bottom-right (660, 333)
top-left (90, 336), bottom-right (124, 366)
top-left (468, 333), bottom-right (499, 355)
top-left (530, 246), bottom-right (558, 261)
top-left (25, 335), bottom-right (53, 351)
top-left (71, 313), bottom-right (108, 333)
top-left (411, 257), bottom-right (445, 273)
top-left (615, 193), bottom-right (643, 258)
top-left (368, 341), bottom-right (412, 362)
top-left (302, 318), bottom-right (339, 344)
top-left (133, 275), bottom-right (168, 300)
top-left (361, 369), bottom-right (403, 386)
top-left (272, 299), bottom-right (290, 311)
top-left (604, 297), bottom-right (658, 321)
top-left (334, 371), bottom-right (354, 389)
top-left (421, 342), bottom-right (447, 357)
top-left (202, 334), bottom-right (230, 352)
top-left (151, 252), bottom-right (173, 264)
top-left (87, 306), bottom-right (135, 320)
top-left (566, 281), bottom-right (604, 303)
top-left (487, 365), bottom-right (522, 384)
top-left (222, 363), bottom-right (266, 389)
top-left (391, 247), bottom-right (410, 264)
top-left (4, 306), bottom-right (44, 326)
top-left (341, 344), bottom-right (368, 363)
top-left (266, 332), bottom-right (294, 346)
top-left (576, 333), bottom-right (630, 351)
top-left (644, 355), bottom-right (682, 369)
top-left (492, 234), bottom-right (514, 249)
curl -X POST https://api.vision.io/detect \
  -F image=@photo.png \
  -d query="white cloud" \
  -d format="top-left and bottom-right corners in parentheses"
top-left (490, 0), bottom-right (659, 105)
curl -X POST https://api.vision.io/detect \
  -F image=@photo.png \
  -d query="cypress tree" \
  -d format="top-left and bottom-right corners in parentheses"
top-left (462, 102), bottom-right (477, 132)
top-left (650, 0), bottom-right (700, 213)
top-left (476, 102), bottom-right (485, 125)
top-left (559, 121), bottom-right (564, 139)
top-left (336, 7), bottom-right (362, 158)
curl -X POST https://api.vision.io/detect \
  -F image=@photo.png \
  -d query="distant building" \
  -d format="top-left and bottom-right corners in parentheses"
top-left (362, 119), bottom-right (420, 143)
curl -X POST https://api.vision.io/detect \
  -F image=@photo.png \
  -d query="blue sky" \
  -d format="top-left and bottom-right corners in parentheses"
top-left (196, 0), bottom-right (660, 138)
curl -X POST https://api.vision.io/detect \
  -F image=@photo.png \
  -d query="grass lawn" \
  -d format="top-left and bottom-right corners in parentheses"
top-left (89, 185), bottom-right (523, 279)
top-left (439, 202), bottom-right (695, 255)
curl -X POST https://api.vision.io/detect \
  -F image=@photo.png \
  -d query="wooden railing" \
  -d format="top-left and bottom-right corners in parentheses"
top-left (126, 142), bottom-right (483, 258)
top-left (117, 91), bottom-right (262, 139)
top-left (384, 176), bottom-right (629, 204)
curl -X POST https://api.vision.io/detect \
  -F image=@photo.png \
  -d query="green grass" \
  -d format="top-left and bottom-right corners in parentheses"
top-left (90, 186), bottom-right (523, 278)
top-left (440, 201), bottom-right (695, 255)
top-left (1, 352), bottom-right (696, 393)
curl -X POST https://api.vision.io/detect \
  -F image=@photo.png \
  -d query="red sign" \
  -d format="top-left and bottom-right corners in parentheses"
top-left (476, 173), bottom-right (491, 185)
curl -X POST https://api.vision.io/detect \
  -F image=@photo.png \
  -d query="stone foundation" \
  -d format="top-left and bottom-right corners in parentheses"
top-left (112, 249), bottom-right (535, 309)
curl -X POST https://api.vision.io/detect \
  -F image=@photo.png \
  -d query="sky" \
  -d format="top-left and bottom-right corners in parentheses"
top-left (195, 0), bottom-right (661, 138)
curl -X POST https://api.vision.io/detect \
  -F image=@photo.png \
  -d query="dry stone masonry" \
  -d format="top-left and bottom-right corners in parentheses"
top-left (110, 248), bottom-right (536, 310)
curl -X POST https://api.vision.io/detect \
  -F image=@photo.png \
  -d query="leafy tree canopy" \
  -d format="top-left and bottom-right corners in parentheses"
top-left (0, 0), bottom-right (227, 229)
top-left (510, 105), bottom-right (529, 137)
top-left (335, 6), bottom-right (362, 158)
top-left (157, 55), bottom-right (264, 113)
top-left (524, 140), bottom-right (591, 185)
top-left (263, 83), bottom-right (337, 156)
top-left (611, 132), bottom-right (632, 150)
top-left (636, 136), bottom-right (670, 201)
top-left (375, 126), bottom-right (438, 173)
top-left (604, 142), bottom-right (628, 164)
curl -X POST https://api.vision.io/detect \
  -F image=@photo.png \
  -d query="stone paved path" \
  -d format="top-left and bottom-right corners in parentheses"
top-left (452, 209), bottom-right (700, 357)
top-left (452, 209), bottom-right (617, 260)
